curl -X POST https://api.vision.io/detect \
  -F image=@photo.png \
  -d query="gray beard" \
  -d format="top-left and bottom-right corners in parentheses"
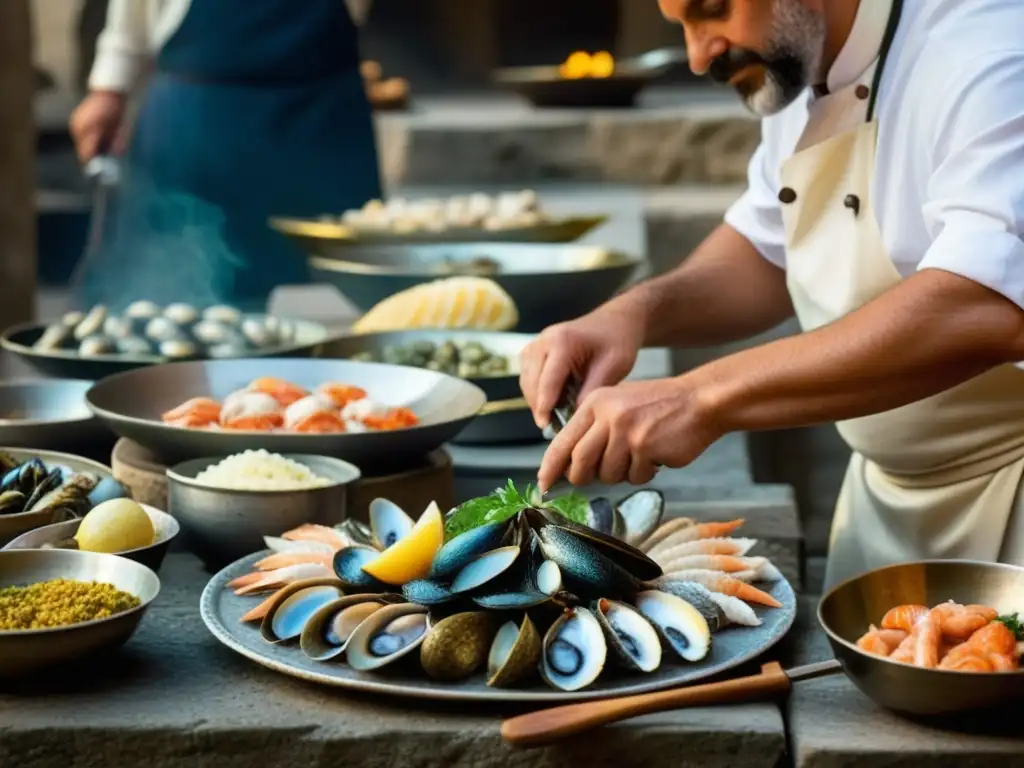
top-left (746, 0), bottom-right (826, 116)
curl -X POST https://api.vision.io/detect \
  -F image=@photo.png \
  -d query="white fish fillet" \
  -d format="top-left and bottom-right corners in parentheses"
top-left (263, 536), bottom-right (335, 555)
top-left (706, 592), bottom-right (762, 628)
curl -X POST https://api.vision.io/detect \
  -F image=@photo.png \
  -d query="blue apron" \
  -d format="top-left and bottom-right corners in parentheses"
top-left (77, 0), bottom-right (381, 312)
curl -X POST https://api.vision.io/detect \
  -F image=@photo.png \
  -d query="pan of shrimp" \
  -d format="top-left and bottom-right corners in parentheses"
top-left (85, 358), bottom-right (486, 467)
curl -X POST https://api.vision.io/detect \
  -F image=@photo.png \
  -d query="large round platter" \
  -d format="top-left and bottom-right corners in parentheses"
top-left (1, 317), bottom-right (332, 381)
top-left (201, 551), bottom-right (797, 703)
top-left (270, 215), bottom-right (606, 247)
top-left (85, 358), bottom-right (487, 466)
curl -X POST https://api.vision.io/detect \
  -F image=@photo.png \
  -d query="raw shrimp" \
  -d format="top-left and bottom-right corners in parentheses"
top-left (363, 406), bottom-right (419, 431)
top-left (650, 570), bottom-right (781, 608)
top-left (645, 519), bottom-right (746, 557)
top-left (638, 518), bottom-right (696, 553)
top-left (657, 554), bottom-right (782, 582)
top-left (911, 612), bottom-right (943, 668)
top-left (855, 625), bottom-right (908, 657)
top-left (161, 397), bottom-right (221, 428)
top-left (939, 652), bottom-right (1017, 673)
top-left (942, 621), bottom-right (1017, 664)
top-left (262, 536), bottom-right (335, 556)
top-left (880, 604), bottom-right (929, 633)
top-left (220, 391), bottom-right (284, 430)
top-left (228, 563), bottom-right (333, 596)
top-left (247, 377), bottom-right (309, 407)
top-left (280, 524), bottom-right (351, 550)
top-left (930, 602), bottom-right (998, 641)
top-left (252, 552), bottom-right (333, 571)
top-left (283, 395), bottom-right (347, 433)
top-left (316, 383), bottom-right (368, 408)
top-left (653, 537), bottom-right (758, 560)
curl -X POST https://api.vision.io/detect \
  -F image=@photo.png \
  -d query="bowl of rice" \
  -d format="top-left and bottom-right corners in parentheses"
top-left (166, 450), bottom-right (360, 567)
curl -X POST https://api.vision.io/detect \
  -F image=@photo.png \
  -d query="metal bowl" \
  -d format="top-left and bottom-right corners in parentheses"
top-left (0, 549), bottom-right (160, 677)
top-left (453, 398), bottom-right (543, 445)
top-left (3, 504), bottom-right (180, 574)
top-left (0, 379), bottom-right (108, 452)
top-left (85, 358), bottom-right (487, 467)
top-left (322, 330), bottom-right (534, 401)
top-left (0, 447), bottom-right (120, 546)
top-left (270, 215), bottom-right (606, 247)
top-left (306, 243), bottom-right (644, 333)
top-left (1, 317), bottom-right (333, 381)
top-left (166, 453), bottom-right (361, 568)
top-left (818, 560), bottom-right (1024, 716)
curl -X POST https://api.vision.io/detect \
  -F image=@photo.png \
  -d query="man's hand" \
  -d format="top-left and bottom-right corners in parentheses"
top-left (537, 376), bottom-right (721, 492)
top-left (70, 91), bottom-right (127, 162)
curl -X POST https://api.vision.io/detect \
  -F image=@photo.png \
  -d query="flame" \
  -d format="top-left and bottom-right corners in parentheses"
top-left (559, 51), bottom-right (615, 79)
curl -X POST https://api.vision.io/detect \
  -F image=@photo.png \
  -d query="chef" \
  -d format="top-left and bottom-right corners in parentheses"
top-left (69, 0), bottom-right (381, 311)
top-left (519, 0), bottom-right (1024, 589)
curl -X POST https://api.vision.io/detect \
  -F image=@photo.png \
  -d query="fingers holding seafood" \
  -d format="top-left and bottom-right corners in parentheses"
top-left (487, 615), bottom-right (542, 688)
top-left (594, 598), bottom-right (662, 673)
top-left (346, 603), bottom-right (431, 672)
top-left (300, 595), bottom-right (389, 661)
top-left (541, 607), bottom-right (607, 692)
top-left (420, 612), bottom-right (500, 682)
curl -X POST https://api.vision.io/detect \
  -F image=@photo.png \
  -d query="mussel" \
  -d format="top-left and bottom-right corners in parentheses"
top-left (401, 579), bottom-right (458, 606)
top-left (345, 603), bottom-right (431, 672)
top-left (541, 607), bottom-right (607, 692)
top-left (594, 598), bottom-right (662, 673)
top-left (419, 611), bottom-right (499, 682)
top-left (332, 546), bottom-right (391, 592)
top-left (487, 615), bottom-right (542, 688)
top-left (429, 521), bottom-right (509, 580)
top-left (260, 581), bottom-right (344, 644)
top-left (654, 580), bottom-right (726, 632)
top-left (537, 525), bottom-right (640, 600)
top-left (300, 594), bottom-right (390, 661)
top-left (616, 489), bottom-right (665, 546)
top-left (26, 472), bottom-right (99, 518)
top-left (368, 498), bottom-right (414, 550)
top-left (633, 590), bottom-right (711, 662)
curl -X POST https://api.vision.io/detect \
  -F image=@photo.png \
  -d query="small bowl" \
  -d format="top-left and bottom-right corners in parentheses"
top-left (0, 548), bottom-right (160, 677)
top-left (2, 504), bottom-right (180, 573)
top-left (166, 454), bottom-right (361, 568)
top-left (0, 379), bottom-right (108, 452)
top-left (818, 560), bottom-right (1024, 716)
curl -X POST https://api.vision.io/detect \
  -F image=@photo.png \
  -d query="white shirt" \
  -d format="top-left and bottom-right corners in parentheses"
top-left (724, 0), bottom-right (1024, 312)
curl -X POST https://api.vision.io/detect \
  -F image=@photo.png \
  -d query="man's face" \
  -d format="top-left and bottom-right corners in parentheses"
top-left (659, 0), bottom-right (827, 116)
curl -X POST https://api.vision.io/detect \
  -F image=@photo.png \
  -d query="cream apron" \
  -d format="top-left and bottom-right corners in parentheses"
top-left (777, 0), bottom-right (1024, 591)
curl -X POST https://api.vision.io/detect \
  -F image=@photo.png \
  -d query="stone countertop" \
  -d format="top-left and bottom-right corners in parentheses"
top-left (0, 554), bottom-right (786, 768)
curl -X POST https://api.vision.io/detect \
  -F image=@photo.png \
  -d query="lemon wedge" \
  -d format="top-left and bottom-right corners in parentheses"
top-left (75, 499), bottom-right (155, 554)
top-left (352, 277), bottom-right (519, 334)
top-left (361, 501), bottom-right (444, 585)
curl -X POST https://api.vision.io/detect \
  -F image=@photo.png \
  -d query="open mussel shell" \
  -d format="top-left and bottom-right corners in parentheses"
top-left (594, 597), bottom-right (662, 673)
top-left (487, 615), bottom-right (542, 688)
top-left (537, 525), bottom-right (640, 601)
top-left (450, 545), bottom-right (522, 595)
top-left (586, 497), bottom-right (621, 539)
top-left (333, 545), bottom-right (392, 592)
top-left (541, 607), bottom-right (607, 692)
top-left (1, 458), bottom-right (45, 495)
top-left (346, 603), bottom-right (432, 672)
top-left (428, 520), bottom-right (511, 580)
top-left (259, 579), bottom-right (345, 644)
top-left (526, 506), bottom-right (662, 581)
top-left (26, 472), bottom-right (99, 517)
top-left (402, 579), bottom-right (458, 606)
top-left (368, 497), bottom-right (414, 550)
top-left (616, 489), bottom-right (665, 546)
top-left (654, 580), bottom-right (726, 633)
top-left (337, 518), bottom-right (375, 549)
top-left (420, 611), bottom-right (501, 682)
top-left (300, 594), bottom-right (391, 661)
top-left (634, 590), bottom-right (711, 662)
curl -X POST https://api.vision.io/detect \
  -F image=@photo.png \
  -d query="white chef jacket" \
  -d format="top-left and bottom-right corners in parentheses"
top-left (88, 0), bottom-right (371, 93)
top-left (725, 0), bottom-right (1024, 312)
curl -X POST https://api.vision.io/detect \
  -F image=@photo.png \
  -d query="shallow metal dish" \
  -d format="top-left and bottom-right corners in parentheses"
top-left (167, 454), bottom-right (360, 569)
top-left (453, 397), bottom-right (542, 445)
top-left (0, 549), bottom-right (160, 677)
top-left (201, 550), bottom-right (797, 703)
top-left (0, 447), bottom-right (118, 546)
top-left (819, 560), bottom-right (1024, 715)
top-left (85, 358), bottom-right (487, 468)
top-left (270, 214), bottom-right (606, 247)
top-left (3, 504), bottom-right (180, 574)
top-left (322, 330), bottom-right (534, 401)
top-left (0, 379), bottom-right (108, 452)
top-left (308, 243), bottom-right (643, 333)
top-left (1, 317), bottom-right (332, 381)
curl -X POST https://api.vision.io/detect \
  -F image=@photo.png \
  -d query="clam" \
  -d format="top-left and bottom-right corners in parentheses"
top-left (260, 581), bottom-right (344, 643)
top-left (402, 579), bottom-right (458, 606)
top-left (420, 611), bottom-right (500, 682)
top-left (300, 595), bottom-right (389, 661)
top-left (368, 498), bottom-right (414, 550)
top-left (164, 303), bottom-right (200, 325)
top-left (203, 305), bottom-right (243, 325)
top-left (634, 590), bottom-right (711, 662)
top-left (541, 607), bottom-right (607, 692)
top-left (60, 310), bottom-right (86, 328)
top-left (594, 598), bottom-right (662, 673)
top-left (241, 317), bottom-right (276, 347)
top-left (125, 300), bottom-right (161, 320)
top-left (73, 305), bottom-right (108, 341)
top-left (345, 603), bottom-right (431, 672)
top-left (145, 317), bottom-right (183, 342)
top-left (33, 323), bottom-right (71, 351)
top-left (116, 336), bottom-right (154, 356)
top-left (159, 339), bottom-right (200, 359)
top-left (102, 316), bottom-right (135, 339)
top-left (654, 580), bottom-right (726, 632)
top-left (206, 341), bottom-right (248, 359)
top-left (78, 335), bottom-right (116, 357)
top-left (332, 546), bottom-right (391, 592)
top-left (191, 320), bottom-right (235, 346)
top-left (428, 520), bottom-right (509, 580)
top-left (450, 545), bottom-right (522, 595)
top-left (616, 489), bottom-right (665, 546)
top-left (537, 525), bottom-right (640, 600)
top-left (487, 615), bottom-right (542, 688)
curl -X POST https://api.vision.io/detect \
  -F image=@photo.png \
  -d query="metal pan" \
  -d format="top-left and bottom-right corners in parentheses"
top-left (270, 214), bottom-right (606, 247)
top-left (307, 243), bottom-right (644, 333)
top-left (1, 317), bottom-right (333, 382)
top-left (84, 358), bottom-right (487, 469)
top-left (500, 560), bottom-right (1024, 747)
top-left (0, 379), bottom-right (109, 452)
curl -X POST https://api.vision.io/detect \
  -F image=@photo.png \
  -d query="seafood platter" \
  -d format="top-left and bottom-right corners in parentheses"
top-left (307, 243), bottom-right (643, 333)
top-left (85, 358), bottom-right (488, 466)
top-left (271, 190), bottom-right (607, 246)
top-left (201, 482), bottom-right (797, 702)
top-left (1, 301), bottom-right (331, 380)
top-left (0, 378), bottom-right (107, 452)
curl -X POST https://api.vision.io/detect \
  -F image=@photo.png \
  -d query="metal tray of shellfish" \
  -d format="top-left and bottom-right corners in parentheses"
top-left (200, 491), bottom-right (797, 703)
top-left (0, 301), bottom-right (332, 381)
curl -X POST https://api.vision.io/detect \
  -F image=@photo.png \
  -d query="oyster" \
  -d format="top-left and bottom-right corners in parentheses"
top-left (346, 603), bottom-right (431, 672)
top-left (116, 336), bottom-right (154, 356)
top-left (541, 607), bottom-right (607, 692)
top-left (300, 595), bottom-right (389, 661)
top-left (145, 317), bottom-right (183, 342)
top-left (420, 611), bottom-right (500, 682)
top-left (634, 590), bottom-right (711, 662)
top-left (368, 497), bottom-right (414, 550)
top-left (260, 582), bottom-right (344, 644)
top-left (594, 598), bottom-right (662, 673)
top-left (159, 339), bottom-right (200, 359)
top-left (487, 615), bottom-right (542, 688)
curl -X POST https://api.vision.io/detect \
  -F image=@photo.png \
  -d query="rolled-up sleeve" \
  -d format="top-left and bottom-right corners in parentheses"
top-left (724, 124), bottom-right (788, 270)
top-left (88, 0), bottom-right (150, 93)
top-left (918, 51), bottom-right (1024, 309)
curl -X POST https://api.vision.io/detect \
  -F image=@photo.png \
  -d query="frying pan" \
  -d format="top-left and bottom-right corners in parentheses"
top-left (501, 560), bottom-right (1024, 748)
top-left (493, 47), bottom-right (689, 108)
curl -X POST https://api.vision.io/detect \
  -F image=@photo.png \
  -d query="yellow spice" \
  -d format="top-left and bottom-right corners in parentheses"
top-left (0, 578), bottom-right (141, 631)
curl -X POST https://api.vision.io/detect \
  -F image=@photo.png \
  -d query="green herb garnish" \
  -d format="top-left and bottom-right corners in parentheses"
top-left (997, 613), bottom-right (1024, 641)
top-left (443, 480), bottom-right (591, 541)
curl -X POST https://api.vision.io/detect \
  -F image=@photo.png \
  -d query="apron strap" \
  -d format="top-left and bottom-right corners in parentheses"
top-left (866, 0), bottom-right (905, 122)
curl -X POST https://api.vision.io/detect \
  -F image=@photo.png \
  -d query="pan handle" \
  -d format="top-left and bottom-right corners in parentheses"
top-left (501, 662), bottom-right (792, 749)
top-left (478, 397), bottom-right (529, 416)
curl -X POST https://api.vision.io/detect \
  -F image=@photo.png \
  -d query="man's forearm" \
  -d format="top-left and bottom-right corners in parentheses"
top-left (696, 269), bottom-right (1024, 433)
top-left (596, 224), bottom-right (795, 348)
